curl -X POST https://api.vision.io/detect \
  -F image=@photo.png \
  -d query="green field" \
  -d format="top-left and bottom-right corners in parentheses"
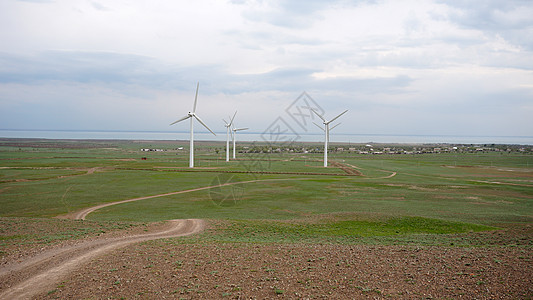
top-left (1, 139), bottom-right (532, 246)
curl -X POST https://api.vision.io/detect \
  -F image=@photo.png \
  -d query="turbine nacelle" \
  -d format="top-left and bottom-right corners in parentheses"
top-left (169, 82), bottom-right (215, 168)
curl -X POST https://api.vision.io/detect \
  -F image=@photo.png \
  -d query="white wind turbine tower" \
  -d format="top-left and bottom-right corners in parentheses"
top-left (232, 125), bottom-right (248, 159)
top-left (170, 82), bottom-right (216, 168)
top-left (312, 109), bottom-right (348, 167)
top-left (223, 111), bottom-right (237, 162)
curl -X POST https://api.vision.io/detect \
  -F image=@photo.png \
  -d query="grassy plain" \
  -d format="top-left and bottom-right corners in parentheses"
top-left (0, 139), bottom-right (532, 246)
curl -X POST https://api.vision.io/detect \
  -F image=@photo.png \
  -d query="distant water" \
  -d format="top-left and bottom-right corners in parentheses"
top-left (1, 129), bottom-right (532, 145)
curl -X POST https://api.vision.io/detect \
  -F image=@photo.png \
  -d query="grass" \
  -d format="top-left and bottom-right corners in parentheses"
top-left (0, 217), bottom-right (142, 248)
top-left (167, 218), bottom-right (532, 247)
top-left (193, 216), bottom-right (496, 244)
top-left (87, 174), bottom-right (531, 226)
top-left (1, 140), bottom-right (532, 246)
top-left (0, 169), bottom-right (229, 217)
top-left (0, 168), bottom-right (87, 182)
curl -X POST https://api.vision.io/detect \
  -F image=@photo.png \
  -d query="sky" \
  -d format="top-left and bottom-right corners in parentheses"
top-left (0, 0), bottom-right (532, 143)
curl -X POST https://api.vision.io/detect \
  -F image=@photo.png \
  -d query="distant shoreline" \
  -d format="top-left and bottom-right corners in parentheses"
top-left (1, 129), bottom-right (532, 145)
top-left (1, 137), bottom-right (532, 148)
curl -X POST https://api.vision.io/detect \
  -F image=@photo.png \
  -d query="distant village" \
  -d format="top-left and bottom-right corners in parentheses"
top-left (236, 144), bottom-right (532, 155)
top-left (141, 144), bottom-right (532, 155)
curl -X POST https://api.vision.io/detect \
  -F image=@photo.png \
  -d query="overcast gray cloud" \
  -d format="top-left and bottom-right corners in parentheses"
top-left (446, 0), bottom-right (533, 51)
top-left (0, 0), bottom-right (532, 141)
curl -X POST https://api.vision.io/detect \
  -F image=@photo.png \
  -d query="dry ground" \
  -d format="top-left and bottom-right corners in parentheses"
top-left (0, 219), bottom-right (203, 299)
top-left (1, 219), bottom-right (530, 299)
top-left (37, 237), bottom-right (532, 299)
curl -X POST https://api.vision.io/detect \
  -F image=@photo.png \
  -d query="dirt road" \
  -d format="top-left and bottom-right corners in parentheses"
top-left (0, 219), bottom-right (204, 299)
top-left (2, 174), bottom-right (396, 298)
top-left (67, 182), bottom-right (256, 220)
top-left (1, 178), bottom-right (297, 298)
top-left (63, 177), bottom-right (311, 220)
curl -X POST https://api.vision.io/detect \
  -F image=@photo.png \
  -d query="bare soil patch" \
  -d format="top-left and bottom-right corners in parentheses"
top-left (0, 217), bottom-right (152, 267)
top-left (0, 219), bottom-right (203, 299)
top-left (1, 220), bottom-right (531, 299)
top-left (36, 239), bottom-right (532, 299)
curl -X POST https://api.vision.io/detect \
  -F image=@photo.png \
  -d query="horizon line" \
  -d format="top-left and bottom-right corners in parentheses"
top-left (1, 128), bottom-right (532, 139)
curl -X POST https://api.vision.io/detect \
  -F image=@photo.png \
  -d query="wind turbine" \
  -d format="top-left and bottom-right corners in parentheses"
top-left (312, 109), bottom-right (348, 167)
top-left (170, 82), bottom-right (216, 168)
top-left (313, 122), bottom-right (341, 139)
top-left (232, 125), bottom-right (248, 159)
top-left (223, 111), bottom-right (237, 162)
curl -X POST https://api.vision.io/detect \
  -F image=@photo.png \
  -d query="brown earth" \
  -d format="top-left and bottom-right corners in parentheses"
top-left (33, 228), bottom-right (533, 299)
top-left (0, 219), bottom-right (531, 299)
top-left (0, 219), bottom-right (204, 299)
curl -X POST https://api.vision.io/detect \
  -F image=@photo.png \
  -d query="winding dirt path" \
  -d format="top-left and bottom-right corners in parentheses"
top-left (69, 180), bottom-right (261, 220)
top-left (0, 219), bottom-right (204, 299)
top-left (64, 177), bottom-right (309, 220)
top-left (0, 178), bottom-right (308, 298)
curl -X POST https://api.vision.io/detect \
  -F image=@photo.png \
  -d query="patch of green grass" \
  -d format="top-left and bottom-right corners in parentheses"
top-left (0, 170), bottom-right (227, 217)
top-left (0, 235), bottom-right (23, 241)
top-left (180, 215), bottom-right (496, 245)
top-left (47, 289), bottom-right (57, 295)
top-left (0, 217), bottom-right (142, 248)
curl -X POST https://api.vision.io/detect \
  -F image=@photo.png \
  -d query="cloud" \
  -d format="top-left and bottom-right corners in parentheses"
top-left (0, 0), bottom-right (532, 141)
top-left (16, 0), bottom-right (52, 2)
top-left (0, 50), bottom-right (413, 96)
top-left (90, 1), bottom-right (109, 11)
top-left (0, 51), bottom-right (191, 90)
top-left (235, 0), bottom-right (374, 29)
top-left (238, 0), bottom-right (327, 28)
top-left (445, 0), bottom-right (533, 50)
top-left (446, 0), bottom-right (533, 30)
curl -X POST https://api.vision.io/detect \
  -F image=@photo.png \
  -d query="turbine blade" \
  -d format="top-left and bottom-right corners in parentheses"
top-left (194, 114), bottom-right (216, 135)
top-left (170, 115), bottom-right (190, 126)
top-left (313, 122), bottom-right (325, 132)
top-left (234, 127), bottom-right (248, 131)
top-left (222, 118), bottom-right (228, 125)
top-left (192, 82), bottom-right (199, 113)
top-left (326, 109), bottom-right (348, 124)
top-left (230, 111), bottom-right (237, 126)
top-left (311, 108), bottom-right (326, 122)
top-left (330, 122), bottom-right (341, 131)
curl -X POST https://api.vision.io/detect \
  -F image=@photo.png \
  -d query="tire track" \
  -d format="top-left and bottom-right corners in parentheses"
top-left (66, 177), bottom-right (311, 220)
top-left (0, 178), bottom-right (309, 298)
top-left (0, 219), bottom-right (204, 299)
